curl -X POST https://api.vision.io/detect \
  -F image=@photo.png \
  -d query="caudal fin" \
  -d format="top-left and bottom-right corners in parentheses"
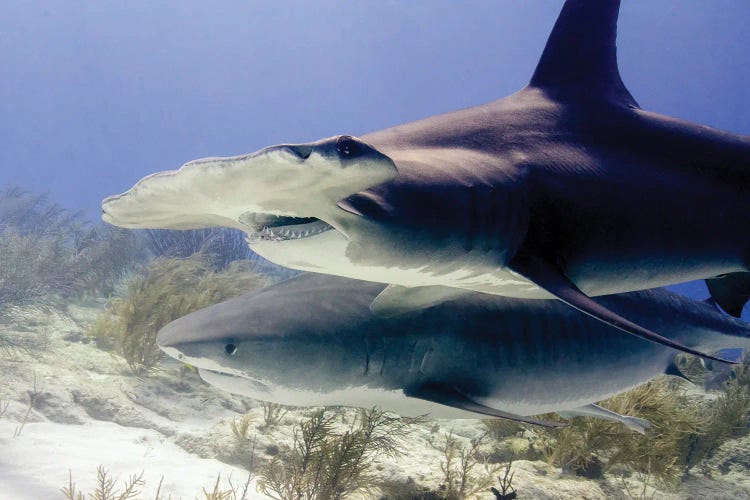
top-left (621, 416), bottom-right (652, 435)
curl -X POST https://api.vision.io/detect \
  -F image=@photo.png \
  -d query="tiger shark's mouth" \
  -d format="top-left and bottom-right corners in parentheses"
top-left (240, 213), bottom-right (334, 242)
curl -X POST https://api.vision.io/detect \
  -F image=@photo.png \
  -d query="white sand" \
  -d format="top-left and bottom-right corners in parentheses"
top-left (2, 303), bottom-right (750, 499)
top-left (0, 420), bottom-right (262, 499)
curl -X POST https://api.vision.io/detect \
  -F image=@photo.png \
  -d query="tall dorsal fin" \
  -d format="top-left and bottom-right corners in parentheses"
top-left (529, 0), bottom-right (638, 107)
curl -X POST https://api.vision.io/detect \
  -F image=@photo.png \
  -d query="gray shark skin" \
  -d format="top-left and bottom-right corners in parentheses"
top-left (157, 274), bottom-right (750, 431)
top-left (103, 0), bottom-right (750, 361)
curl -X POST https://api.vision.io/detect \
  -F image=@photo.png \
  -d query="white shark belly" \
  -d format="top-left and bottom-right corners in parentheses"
top-left (249, 230), bottom-right (552, 299)
top-left (198, 369), bottom-right (477, 419)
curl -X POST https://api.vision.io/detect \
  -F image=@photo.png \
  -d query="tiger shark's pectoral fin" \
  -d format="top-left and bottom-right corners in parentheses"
top-left (558, 404), bottom-right (651, 434)
top-left (370, 284), bottom-right (474, 317)
top-left (404, 382), bottom-right (566, 429)
top-left (664, 358), bottom-right (696, 385)
top-left (508, 253), bottom-right (737, 365)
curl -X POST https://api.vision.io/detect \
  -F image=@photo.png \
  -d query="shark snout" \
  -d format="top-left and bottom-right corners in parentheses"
top-left (155, 322), bottom-right (187, 363)
top-left (100, 134), bottom-right (397, 233)
top-left (155, 321), bottom-right (180, 349)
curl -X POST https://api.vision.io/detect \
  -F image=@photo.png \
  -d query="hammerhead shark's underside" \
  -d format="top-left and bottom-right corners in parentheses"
top-left (102, 0), bottom-right (750, 361)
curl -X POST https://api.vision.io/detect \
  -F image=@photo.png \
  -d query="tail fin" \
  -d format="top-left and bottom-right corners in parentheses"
top-left (621, 416), bottom-right (652, 435)
top-left (706, 272), bottom-right (750, 317)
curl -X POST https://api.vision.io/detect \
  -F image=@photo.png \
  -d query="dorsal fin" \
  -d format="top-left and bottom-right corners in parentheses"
top-left (529, 0), bottom-right (638, 107)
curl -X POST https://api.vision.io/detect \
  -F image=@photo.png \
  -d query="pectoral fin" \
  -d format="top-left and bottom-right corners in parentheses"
top-left (558, 404), bottom-right (651, 434)
top-left (664, 358), bottom-right (695, 384)
top-left (404, 382), bottom-right (566, 429)
top-left (370, 284), bottom-right (474, 317)
top-left (509, 254), bottom-right (736, 364)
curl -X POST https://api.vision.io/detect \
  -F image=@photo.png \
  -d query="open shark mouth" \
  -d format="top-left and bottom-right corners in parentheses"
top-left (240, 212), bottom-right (333, 242)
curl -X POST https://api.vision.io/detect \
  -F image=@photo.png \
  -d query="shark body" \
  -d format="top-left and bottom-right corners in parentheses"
top-left (103, 0), bottom-right (750, 360)
top-left (157, 274), bottom-right (750, 431)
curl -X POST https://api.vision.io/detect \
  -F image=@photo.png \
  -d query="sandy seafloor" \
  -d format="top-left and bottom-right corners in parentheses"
top-left (2, 302), bottom-right (750, 499)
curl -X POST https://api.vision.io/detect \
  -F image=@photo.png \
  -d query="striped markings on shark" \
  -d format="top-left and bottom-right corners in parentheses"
top-left (156, 273), bottom-right (750, 432)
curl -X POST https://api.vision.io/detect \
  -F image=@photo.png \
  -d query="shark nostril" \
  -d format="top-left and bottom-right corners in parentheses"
top-left (287, 145), bottom-right (313, 160)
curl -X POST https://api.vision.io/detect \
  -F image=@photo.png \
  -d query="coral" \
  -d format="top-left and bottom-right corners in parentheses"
top-left (230, 413), bottom-right (258, 467)
top-left (144, 227), bottom-right (298, 280)
top-left (69, 223), bottom-right (147, 299)
top-left (483, 418), bottom-right (524, 441)
top-left (490, 458), bottom-right (517, 499)
top-left (532, 378), bottom-right (705, 487)
top-left (260, 402), bottom-right (289, 429)
top-left (13, 372), bottom-right (43, 438)
top-left (257, 408), bottom-right (415, 500)
top-left (0, 186), bottom-right (144, 323)
top-left (61, 467), bottom-right (253, 500)
top-left (88, 256), bottom-right (268, 374)
top-left (145, 228), bottom-right (251, 269)
top-left (430, 430), bottom-right (499, 500)
top-left (60, 465), bottom-right (145, 500)
top-left (201, 474), bottom-right (234, 500)
top-left (0, 186), bottom-right (81, 237)
top-left (231, 413), bottom-right (257, 444)
top-left (684, 354), bottom-right (750, 471)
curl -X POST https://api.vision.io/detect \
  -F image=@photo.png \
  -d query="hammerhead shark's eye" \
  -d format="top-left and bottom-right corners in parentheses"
top-left (336, 135), bottom-right (360, 158)
top-left (224, 343), bottom-right (238, 356)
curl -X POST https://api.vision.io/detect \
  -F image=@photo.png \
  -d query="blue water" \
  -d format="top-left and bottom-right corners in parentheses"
top-left (2, 3), bottom-right (750, 496)
top-left (2, 1), bottom-right (749, 219)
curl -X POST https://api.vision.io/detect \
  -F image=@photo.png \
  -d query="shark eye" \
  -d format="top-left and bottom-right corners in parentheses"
top-left (224, 343), bottom-right (238, 356)
top-left (336, 135), bottom-right (361, 158)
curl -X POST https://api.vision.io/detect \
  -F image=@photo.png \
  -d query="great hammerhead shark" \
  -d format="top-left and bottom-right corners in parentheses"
top-left (102, 0), bottom-right (750, 362)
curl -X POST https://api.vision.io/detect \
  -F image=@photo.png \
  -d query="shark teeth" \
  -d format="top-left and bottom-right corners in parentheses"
top-left (250, 219), bottom-right (333, 242)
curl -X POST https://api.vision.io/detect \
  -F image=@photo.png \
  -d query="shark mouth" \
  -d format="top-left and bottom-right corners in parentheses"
top-left (197, 368), bottom-right (273, 397)
top-left (241, 212), bottom-right (333, 242)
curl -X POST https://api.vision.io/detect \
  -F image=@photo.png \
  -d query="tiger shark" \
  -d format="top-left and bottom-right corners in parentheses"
top-left (103, 0), bottom-right (750, 362)
top-left (156, 273), bottom-right (750, 432)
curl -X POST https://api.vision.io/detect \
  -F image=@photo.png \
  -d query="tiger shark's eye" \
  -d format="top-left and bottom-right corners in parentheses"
top-left (224, 343), bottom-right (238, 356)
top-left (336, 135), bottom-right (360, 157)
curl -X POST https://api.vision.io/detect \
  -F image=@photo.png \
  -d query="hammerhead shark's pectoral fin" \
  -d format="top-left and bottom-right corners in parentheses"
top-left (509, 254), bottom-right (737, 365)
top-left (404, 382), bottom-right (566, 429)
top-left (370, 284), bottom-right (474, 317)
top-left (557, 404), bottom-right (651, 434)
